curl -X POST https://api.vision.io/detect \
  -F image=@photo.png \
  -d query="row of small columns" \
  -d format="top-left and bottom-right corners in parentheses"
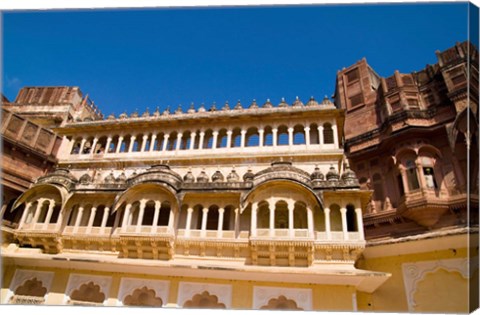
top-left (120, 200), bottom-right (175, 233)
top-left (250, 200), bottom-right (315, 237)
top-left (183, 206), bottom-right (240, 238)
top-left (249, 201), bottom-right (365, 240)
top-left (18, 199), bottom-right (58, 231)
top-left (69, 124), bottom-right (339, 155)
top-left (70, 204), bottom-right (113, 234)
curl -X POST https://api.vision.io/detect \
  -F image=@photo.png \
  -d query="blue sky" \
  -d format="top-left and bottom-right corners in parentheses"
top-left (2, 2), bottom-right (473, 116)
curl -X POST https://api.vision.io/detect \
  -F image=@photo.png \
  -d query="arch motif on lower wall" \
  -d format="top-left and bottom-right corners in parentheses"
top-left (253, 286), bottom-right (312, 310)
top-left (123, 286), bottom-right (163, 307)
top-left (117, 278), bottom-right (169, 307)
top-left (183, 290), bottom-right (226, 309)
top-left (402, 258), bottom-right (474, 312)
top-left (177, 282), bottom-right (232, 309)
top-left (260, 295), bottom-right (303, 310)
top-left (64, 274), bottom-right (111, 306)
top-left (6, 269), bottom-right (54, 305)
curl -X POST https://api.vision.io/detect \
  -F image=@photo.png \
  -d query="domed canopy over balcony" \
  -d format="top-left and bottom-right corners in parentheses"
top-left (127, 164), bottom-right (183, 191)
top-left (35, 168), bottom-right (78, 191)
top-left (253, 161), bottom-right (312, 187)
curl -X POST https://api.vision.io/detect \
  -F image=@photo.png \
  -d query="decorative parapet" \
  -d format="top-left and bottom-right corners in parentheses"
top-left (66, 96), bottom-right (338, 125)
top-left (35, 168), bottom-right (78, 191)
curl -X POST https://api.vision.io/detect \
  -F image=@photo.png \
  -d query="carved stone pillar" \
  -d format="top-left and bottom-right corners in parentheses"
top-left (162, 134), bottom-right (170, 151)
top-left (258, 129), bottom-right (264, 147)
top-left (332, 123), bottom-right (339, 148)
top-left (324, 207), bottom-right (331, 240)
top-left (105, 137), bottom-right (112, 154)
top-left (79, 138), bottom-right (87, 155)
top-left (189, 133), bottom-right (197, 150)
top-left (141, 135), bottom-right (149, 152)
top-left (251, 202), bottom-right (258, 237)
top-left (304, 127), bottom-right (311, 146)
top-left (288, 127), bottom-right (294, 147)
top-left (217, 207), bottom-right (225, 237)
top-left (269, 201), bottom-right (275, 237)
top-left (100, 207), bottom-right (110, 234)
top-left (121, 203), bottom-right (132, 232)
top-left (240, 130), bottom-right (247, 148)
top-left (167, 207), bottom-right (175, 232)
top-left (355, 207), bottom-right (364, 240)
top-left (128, 136), bottom-right (136, 152)
top-left (226, 130), bottom-right (232, 148)
top-left (185, 207), bottom-right (193, 237)
top-left (272, 128), bottom-right (278, 147)
top-left (43, 200), bottom-right (56, 229)
top-left (18, 202), bottom-right (32, 229)
top-left (176, 133), bottom-right (183, 151)
top-left (201, 207), bottom-right (208, 237)
top-left (307, 206), bottom-right (314, 237)
top-left (136, 200), bottom-right (147, 232)
top-left (212, 131), bottom-right (219, 149)
top-left (318, 126), bottom-right (324, 147)
top-left (151, 201), bottom-right (161, 233)
top-left (116, 136), bottom-right (123, 153)
top-left (340, 207), bottom-right (348, 240)
top-left (73, 205), bottom-right (84, 233)
top-left (150, 134), bottom-right (157, 152)
top-left (32, 199), bottom-right (44, 225)
top-left (86, 206), bottom-right (97, 233)
top-left (234, 208), bottom-right (240, 238)
top-left (91, 137), bottom-right (98, 155)
top-left (198, 132), bottom-right (205, 149)
top-left (288, 201), bottom-right (294, 237)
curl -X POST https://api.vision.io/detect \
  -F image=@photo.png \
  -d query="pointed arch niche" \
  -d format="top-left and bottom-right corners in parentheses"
top-left (6, 270), bottom-right (54, 305)
top-left (117, 278), bottom-right (169, 307)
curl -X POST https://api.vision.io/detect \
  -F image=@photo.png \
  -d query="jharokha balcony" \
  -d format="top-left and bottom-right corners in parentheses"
top-left (3, 162), bottom-right (369, 267)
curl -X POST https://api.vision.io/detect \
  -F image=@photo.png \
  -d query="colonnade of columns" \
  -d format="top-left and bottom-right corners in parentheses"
top-left (250, 200), bottom-right (314, 238)
top-left (15, 199), bottom-right (364, 241)
top-left (67, 122), bottom-right (339, 156)
top-left (120, 199), bottom-right (175, 233)
top-left (70, 204), bottom-right (112, 234)
top-left (183, 206), bottom-right (240, 237)
top-left (17, 199), bottom-right (59, 230)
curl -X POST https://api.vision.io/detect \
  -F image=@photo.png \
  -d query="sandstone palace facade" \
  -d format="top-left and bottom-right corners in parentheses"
top-left (1, 41), bottom-right (478, 313)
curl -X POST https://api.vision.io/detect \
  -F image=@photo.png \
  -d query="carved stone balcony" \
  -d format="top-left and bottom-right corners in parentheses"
top-left (62, 226), bottom-right (117, 252)
top-left (397, 189), bottom-right (450, 227)
top-left (13, 223), bottom-right (62, 254)
top-left (117, 225), bottom-right (175, 260)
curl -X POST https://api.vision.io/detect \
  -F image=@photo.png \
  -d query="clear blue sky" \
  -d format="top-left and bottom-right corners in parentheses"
top-left (2, 2), bottom-right (473, 115)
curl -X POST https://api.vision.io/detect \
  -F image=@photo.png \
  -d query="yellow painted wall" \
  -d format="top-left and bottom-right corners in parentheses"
top-left (413, 269), bottom-right (468, 313)
top-left (357, 247), bottom-right (470, 313)
top-left (1, 264), bottom-right (354, 310)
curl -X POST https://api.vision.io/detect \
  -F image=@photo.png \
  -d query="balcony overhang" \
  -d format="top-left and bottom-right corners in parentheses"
top-left (2, 247), bottom-right (391, 293)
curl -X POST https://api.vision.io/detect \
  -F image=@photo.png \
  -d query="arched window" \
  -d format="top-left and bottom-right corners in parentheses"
top-left (293, 125), bottom-right (306, 145)
top-left (71, 138), bottom-right (82, 154)
top-left (217, 129), bottom-right (228, 148)
top-left (155, 132), bottom-right (165, 151)
top-left (309, 123), bottom-right (319, 145)
top-left (274, 201), bottom-right (289, 229)
top-left (203, 129), bottom-right (214, 149)
top-left (263, 126), bottom-right (274, 146)
top-left (231, 128), bottom-right (242, 148)
top-left (167, 132), bottom-right (178, 151)
top-left (181, 131), bottom-right (192, 150)
top-left (246, 127), bottom-right (260, 147)
top-left (206, 205), bottom-right (219, 230)
top-left (277, 125), bottom-right (289, 146)
top-left (406, 160), bottom-right (420, 191)
top-left (323, 123), bottom-right (334, 144)
top-left (346, 204), bottom-right (357, 232)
